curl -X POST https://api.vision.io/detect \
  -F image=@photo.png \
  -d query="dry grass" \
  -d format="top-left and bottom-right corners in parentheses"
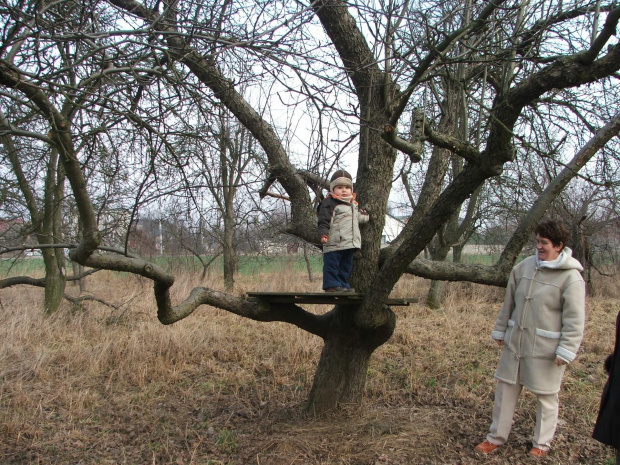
top-left (0, 269), bottom-right (618, 464)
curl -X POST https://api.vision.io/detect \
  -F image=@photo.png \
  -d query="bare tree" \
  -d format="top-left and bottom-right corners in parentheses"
top-left (188, 107), bottom-right (262, 290)
top-left (0, 96), bottom-right (70, 312)
top-left (0, 0), bottom-right (619, 414)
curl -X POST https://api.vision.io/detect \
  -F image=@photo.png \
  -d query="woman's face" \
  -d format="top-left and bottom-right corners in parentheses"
top-left (536, 234), bottom-right (563, 261)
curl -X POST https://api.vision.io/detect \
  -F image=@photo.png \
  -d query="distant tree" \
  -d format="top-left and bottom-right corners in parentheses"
top-left (191, 107), bottom-right (263, 290)
top-left (0, 107), bottom-right (69, 312)
top-left (545, 182), bottom-right (620, 294)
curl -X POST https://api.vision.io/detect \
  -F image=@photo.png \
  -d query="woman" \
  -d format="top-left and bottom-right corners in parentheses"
top-left (592, 311), bottom-right (620, 464)
top-left (475, 221), bottom-right (586, 458)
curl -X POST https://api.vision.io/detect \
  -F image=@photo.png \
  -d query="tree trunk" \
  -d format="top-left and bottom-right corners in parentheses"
top-left (426, 240), bottom-right (467, 308)
top-left (453, 244), bottom-right (464, 263)
top-left (41, 148), bottom-right (66, 313)
top-left (71, 261), bottom-right (86, 292)
top-left (223, 208), bottom-right (236, 291)
top-left (303, 243), bottom-right (314, 282)
top-left (42, 250), bottom-right (66, 314)
top-left (571, 222), bottom-right (594, 294)
top-left (307, 305), bottom-right (395, 414)
top-left (426, 279), bottom-right (445, 309)
top-left (425, 239), bottom-right (451, 308)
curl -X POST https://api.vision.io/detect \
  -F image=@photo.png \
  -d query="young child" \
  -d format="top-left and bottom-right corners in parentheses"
top-left (317, 170), bottom-right (369, 292)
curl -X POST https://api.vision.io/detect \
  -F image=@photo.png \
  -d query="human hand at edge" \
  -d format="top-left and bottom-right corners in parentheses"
top-left (320, 235), bottom-right (328, 244)
top-left (494, 339), bottom-right (504, 347)
top-left (554, 356), bottom-right (567, 366)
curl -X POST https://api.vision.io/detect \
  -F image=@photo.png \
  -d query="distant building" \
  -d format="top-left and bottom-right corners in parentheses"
top-left (382, 214), bottom-right (406, 246)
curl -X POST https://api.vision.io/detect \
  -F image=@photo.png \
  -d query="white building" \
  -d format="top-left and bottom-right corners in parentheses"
top-left (382, 215), bottom-right (406, 246)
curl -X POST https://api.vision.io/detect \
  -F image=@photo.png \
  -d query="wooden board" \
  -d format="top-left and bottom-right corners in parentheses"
top-left (246, 291), bottom-right (416, 306)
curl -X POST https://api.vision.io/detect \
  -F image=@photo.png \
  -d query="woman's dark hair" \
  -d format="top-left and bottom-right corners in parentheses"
top-left (535, 221), bottom-right (569, 250)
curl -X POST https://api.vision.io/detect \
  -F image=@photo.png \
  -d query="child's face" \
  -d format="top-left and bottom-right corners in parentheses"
top-left (333, 185), bottom-right (352, 197)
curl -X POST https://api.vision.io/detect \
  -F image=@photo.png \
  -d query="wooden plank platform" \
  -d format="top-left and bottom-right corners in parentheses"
top-left (246, 291), bottom-right (416, 306)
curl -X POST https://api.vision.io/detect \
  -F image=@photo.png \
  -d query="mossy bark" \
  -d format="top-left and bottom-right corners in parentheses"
top-left (42, 250), bottom-right (66, 314)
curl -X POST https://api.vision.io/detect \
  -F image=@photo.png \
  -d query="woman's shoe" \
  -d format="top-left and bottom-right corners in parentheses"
top-left (529, 447), bottom-right (548, 458)
top-left (474, 441), bottom-right (500, 454)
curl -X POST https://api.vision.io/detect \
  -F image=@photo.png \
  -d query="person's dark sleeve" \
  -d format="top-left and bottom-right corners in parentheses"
top-left (317, 199), bottom-right (334, 238)
top-left (604, 354), bottom-right (614, 375)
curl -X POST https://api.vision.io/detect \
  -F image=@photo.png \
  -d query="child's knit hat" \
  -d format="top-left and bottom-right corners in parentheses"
top-left (330, 170), bottom-right (353, 192)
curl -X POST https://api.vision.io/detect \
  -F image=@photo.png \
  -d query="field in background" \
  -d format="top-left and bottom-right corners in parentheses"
top-left (1, 266), bottom-right (619, 464)
top-left (0, 254), bottom-right (326, 277)
top-left (0, 250), bottom-right (511, 284)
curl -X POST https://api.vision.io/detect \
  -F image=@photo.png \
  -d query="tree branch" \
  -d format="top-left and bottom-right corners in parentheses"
top-left (391, 112), bottom-right (620, 287)
top-left (578, 6), bottom-right (620, 64)
top-left (388, 0), bottom-right (507, 126)
top-left (154, 285), bottom-right (329, 337)
top-left (0, 275), bottom-right (46, 289)
top-left (424, 122), bottom-right (481, 163)
top-left (404, 258), bottom-right (508, 287)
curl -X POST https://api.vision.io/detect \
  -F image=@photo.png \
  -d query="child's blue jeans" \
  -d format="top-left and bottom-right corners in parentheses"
top-left (322, 249), bottom-right (355, 290)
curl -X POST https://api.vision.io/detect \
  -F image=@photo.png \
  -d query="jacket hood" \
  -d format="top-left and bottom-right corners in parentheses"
top-left (536, 247), bottom-right (583, 272)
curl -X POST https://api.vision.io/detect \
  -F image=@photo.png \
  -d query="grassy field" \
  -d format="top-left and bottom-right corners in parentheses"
top-left (0, 251), bottom-right (513, 277)
top-left (0, 254), bottom-right (325, 277)
top-left (0, 265), bottom-right (618, 464)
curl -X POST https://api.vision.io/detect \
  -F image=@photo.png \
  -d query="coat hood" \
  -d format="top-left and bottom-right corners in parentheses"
top-left (536, 247), bottom-right (583, 272)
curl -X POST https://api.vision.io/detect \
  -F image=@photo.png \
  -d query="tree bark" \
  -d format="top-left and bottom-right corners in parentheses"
top-left (425, 235), bottom-right (452, 308)
top-left (42, 253), bottom-right (65, 314)
top-left (43, 149), bottom-right (67, 313)
top-left (303, 243), bottom-right (314, 282)
top-left (223, 207), bottom-right (236, 291)
top-left (571, 220), bottom-right (594, 294)
top-left (307, 305), bottom-right (396, 413)
top-left (426, 280), bottom-right (445, 310)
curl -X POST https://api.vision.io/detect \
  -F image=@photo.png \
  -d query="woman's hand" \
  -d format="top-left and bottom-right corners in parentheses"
top-left (554, 356), bottom-right (567, 366)
top-left (494, 339), bottom-right (504, 347)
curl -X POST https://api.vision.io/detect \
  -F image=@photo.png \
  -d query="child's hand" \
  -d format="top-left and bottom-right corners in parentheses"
top-left (320, 235), bottom-right (328, 244)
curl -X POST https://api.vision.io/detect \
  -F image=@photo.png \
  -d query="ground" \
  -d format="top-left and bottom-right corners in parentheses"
top-left (0, 272), bottom-right (617, 464)
top-left (3, 392), bottom-right (613, 464)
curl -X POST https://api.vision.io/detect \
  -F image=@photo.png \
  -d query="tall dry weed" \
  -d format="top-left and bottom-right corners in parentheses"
top-left (0, 268), bottom-right (617, 464)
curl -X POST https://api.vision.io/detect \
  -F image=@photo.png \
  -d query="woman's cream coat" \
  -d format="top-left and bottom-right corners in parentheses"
top-left (492, 248), bottom-right (586, 394)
